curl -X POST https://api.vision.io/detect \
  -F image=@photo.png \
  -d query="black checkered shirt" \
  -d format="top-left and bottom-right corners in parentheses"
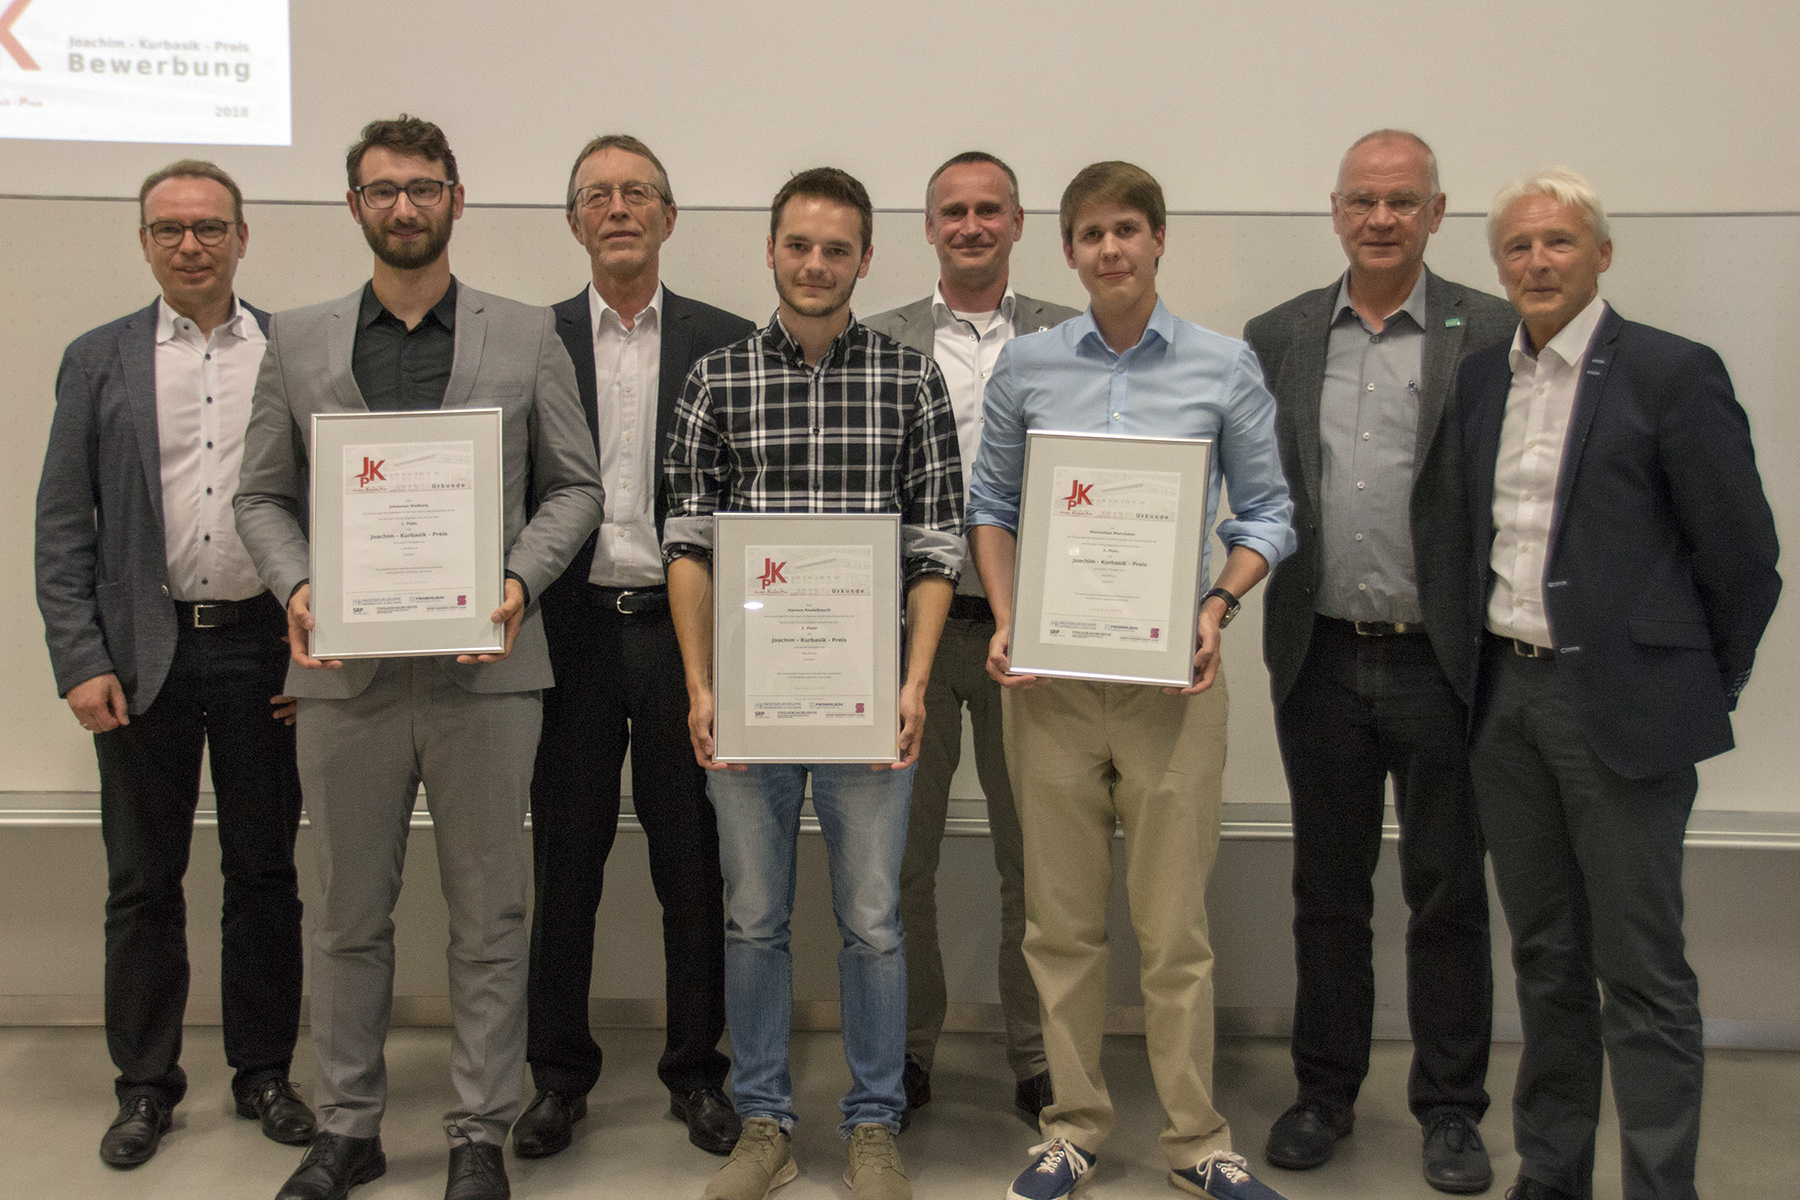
top-left (662, 315), bottom-right (965, 585)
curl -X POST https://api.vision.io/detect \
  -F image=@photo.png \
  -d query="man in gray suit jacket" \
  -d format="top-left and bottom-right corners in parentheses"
top-left (1243, 130), bottom-right (1514, 1194)
top-left (863, 151), bottom-right (1078, 1124)
top-left (36, 160), bottom-right (316, 1169)
top-left (234, 117), bottom-right (602, 1200)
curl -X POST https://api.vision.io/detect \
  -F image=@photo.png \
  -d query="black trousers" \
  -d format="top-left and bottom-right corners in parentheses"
top-left (1274, 618), bottom-right (1493, 1120)
top-left (1472, 641), bottom-right (1701, 1200)
top-left (527, 595), bottom-right (728, 1096)
top-left (95, 592), bottom-right (303, 1107)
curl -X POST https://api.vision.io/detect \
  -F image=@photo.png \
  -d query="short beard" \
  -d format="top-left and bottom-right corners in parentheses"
top-left (774, 273), bottom-right (855, 321)
top-left (363, 214), bottom-right (452, 271)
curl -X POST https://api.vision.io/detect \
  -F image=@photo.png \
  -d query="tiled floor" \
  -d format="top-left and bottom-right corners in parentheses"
top-left (2, 1026), bottom-right (1794, 1199)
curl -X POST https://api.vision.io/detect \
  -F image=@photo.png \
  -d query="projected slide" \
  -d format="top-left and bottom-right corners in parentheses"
top-left (0, 0), bottom-right (289, 145)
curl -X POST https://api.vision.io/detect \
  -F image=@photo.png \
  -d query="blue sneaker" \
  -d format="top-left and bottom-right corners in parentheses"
top-left (1005, 1138), bottom-right (1094, 1200)
top-left (1170, 1151), bottom-right (1290, 1199)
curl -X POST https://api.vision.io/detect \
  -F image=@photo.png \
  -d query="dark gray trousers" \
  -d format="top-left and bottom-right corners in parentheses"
top-left (1471, 641), bottom-right (1701, 1200)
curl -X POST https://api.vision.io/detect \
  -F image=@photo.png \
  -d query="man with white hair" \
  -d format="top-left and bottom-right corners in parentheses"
top-left (1460, 168), bottom-right (1779, 1200)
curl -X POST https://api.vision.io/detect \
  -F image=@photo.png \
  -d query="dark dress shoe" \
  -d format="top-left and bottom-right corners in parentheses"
top-left (99, 1094), bottom-right (171, 1168)
top-left (898, 1055), bottom-right (931, 1131)
top-left (274, 1132), bottom-right (386, 1200)
top-left (238, 1078), bottom-right (318, 1145)
top-left (669, 1086), bottom-right (741, 1156)
top-left (1014, 1070), bottom-right (1054, 1121)
top-left (1423, 1110), bottom-right (1494, 1194)
top-left (445, 1142), bottom-right (509, 1200)
top-left (1264, 1099), bottom-right (1354, 1170)
top-left (1505, 1175), bottom-right (1577, 1200)
top-left (510, 1088), bottom-right (585, 1158)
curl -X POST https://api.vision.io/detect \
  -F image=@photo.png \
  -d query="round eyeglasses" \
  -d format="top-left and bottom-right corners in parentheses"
top-left (143, 219), bottom-right (234, 248)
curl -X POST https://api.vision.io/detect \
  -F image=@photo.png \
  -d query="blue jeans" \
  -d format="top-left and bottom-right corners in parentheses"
top-left (706, 762), bottom-right (913, 1135)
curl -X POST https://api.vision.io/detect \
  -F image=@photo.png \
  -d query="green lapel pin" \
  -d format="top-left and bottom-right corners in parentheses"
top-left (1444, 316), bottom-right (1463, 327)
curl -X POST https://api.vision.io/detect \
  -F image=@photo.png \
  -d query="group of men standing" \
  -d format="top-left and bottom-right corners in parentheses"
top-left (35, 115), bottom-right (1778, 1200)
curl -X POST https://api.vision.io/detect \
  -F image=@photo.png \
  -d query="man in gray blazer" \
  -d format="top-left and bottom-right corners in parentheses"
top-left (863, 151), bottom-right (1078, 1124)
top-left (37, 159), bottom-right (314, 1169)
top-left (1243, 130), bottom-right (1513, 1194)
top-left (234, 117), bottom-right (602, 1200)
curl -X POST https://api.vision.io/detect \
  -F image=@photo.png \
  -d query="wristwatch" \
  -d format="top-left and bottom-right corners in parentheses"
top-left (1202, 586), bottom-right (1241, 628)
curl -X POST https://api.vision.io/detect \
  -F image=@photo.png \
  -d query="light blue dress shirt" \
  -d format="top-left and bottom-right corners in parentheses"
top-left (966, 298), bottom-right (1296, 582)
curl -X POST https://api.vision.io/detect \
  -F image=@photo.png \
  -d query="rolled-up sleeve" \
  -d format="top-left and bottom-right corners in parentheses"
top-left (966, 343), bottom-right (1027, 534)
top-left (900, 363), bottom-right (964, 584)
top-left (661, 363), bottom-right (726, 564)
top-left (1213, 343), bottom-right (1297, 569)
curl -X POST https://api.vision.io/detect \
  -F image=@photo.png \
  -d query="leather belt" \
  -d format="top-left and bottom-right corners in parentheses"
top-left (948, 594), bottom-right (994, 622)
top-left (176, 596), bottom-right (267, 630)
top-left (1488, 632), bottom-right (1555, 660)
top-left (591, 585), bottom-right (669, 616)
top-left (1325, 616), bottom-right (1425, 637)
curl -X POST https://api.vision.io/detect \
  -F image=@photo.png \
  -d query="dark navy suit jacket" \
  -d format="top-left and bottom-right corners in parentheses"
top-left (1461, 304), bottom-right (1780, 778)
top-left (539, 285), bottom-right (754, 609)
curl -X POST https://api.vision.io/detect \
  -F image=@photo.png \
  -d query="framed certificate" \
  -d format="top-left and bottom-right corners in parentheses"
top-left (713, 513), bottom-right (903, 764)
top-left (1009, 431), bottom-right (1214, 687)
top-left (308, 409), bottom-right (506, 660)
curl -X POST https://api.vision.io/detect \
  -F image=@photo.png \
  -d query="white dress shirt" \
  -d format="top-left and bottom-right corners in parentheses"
top-left (587, 281), bottom-right (666, 588)
top-left (1487, 293), bottom-right (1609, 647)
top-left (155, 297), bottom-right (267, 601)
top-left (932, 283), bottom-right (1017, 597)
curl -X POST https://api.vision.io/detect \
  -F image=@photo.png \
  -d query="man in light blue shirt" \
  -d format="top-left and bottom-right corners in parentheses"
top-left (968, 162), bottom-right (1294, 1200)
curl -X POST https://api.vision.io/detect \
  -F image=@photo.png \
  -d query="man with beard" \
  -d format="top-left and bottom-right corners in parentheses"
top-left (863, 151), bottom-right (1077, 1126)
top-left (663, 168), bottom-right (964, 1200)
top-left (514, 133), bottom-right (754, 1162)
top-left (234, 115), bottom-right (603, 1200)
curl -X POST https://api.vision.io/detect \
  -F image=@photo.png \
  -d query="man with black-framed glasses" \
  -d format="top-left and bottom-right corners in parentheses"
top-left (36, 158), bottom-right (314, 1169)
top-left (235, 114), bottom-right (602, 1200)
top-left (1244, 129), bottom-right (1514, 1193)
top-left (513, 133), bottom-right (754, 1163)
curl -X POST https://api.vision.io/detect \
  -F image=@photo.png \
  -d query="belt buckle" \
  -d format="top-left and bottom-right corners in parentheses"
top-left (614, 590), bottom-right (638, 616)
top-left (191, 602), bottom-right (223, 629)
top-left (1512, 638), bottom-right (1551, 659)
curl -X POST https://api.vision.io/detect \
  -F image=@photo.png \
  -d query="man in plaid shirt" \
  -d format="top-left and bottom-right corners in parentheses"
top-left (663, 167), bottom-right (963, 1200)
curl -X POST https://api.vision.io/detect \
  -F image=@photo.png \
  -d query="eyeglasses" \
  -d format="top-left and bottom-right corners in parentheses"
top-left (353, 178), bottom-right (454, 209)
top-left (143, 219), bottom-right (234, 248)
top-left (1337, 192), bottom-right (1435, 218)
top-left (573, 182), bottom-right (667, 211)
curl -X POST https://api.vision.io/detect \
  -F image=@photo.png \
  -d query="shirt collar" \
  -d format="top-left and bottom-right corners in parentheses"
top-left (359, 277), bottom-right (459, 332)
top-left (1509, 292), bottom-right (1608, 372)
top-left (1331, 268), bottom-right (1429, 332)
top-left (931, 281), bottom-right (1015, 328)
top-left (763, 312), bottom-right (862, 369)
top-left (1070, 295), bottom-right (1175, 358)
top-left (589, 280), bottom-right (664, 338)
top-left (156, 296), bottom-right (251, 344)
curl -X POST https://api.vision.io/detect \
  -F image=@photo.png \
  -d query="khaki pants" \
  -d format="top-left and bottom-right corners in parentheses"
top-left (1004, 666), bottom-right (1232, 1168)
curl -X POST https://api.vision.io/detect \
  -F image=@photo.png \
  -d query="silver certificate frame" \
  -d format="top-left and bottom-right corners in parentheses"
top-left (713, 512), bottom-right (903, 764)
top-left (308, 408), bottom-right (506, 660)
top-left (1009, 430), bottom-right (1214, 687)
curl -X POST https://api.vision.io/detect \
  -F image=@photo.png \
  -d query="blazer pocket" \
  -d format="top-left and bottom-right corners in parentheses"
top-left (94, 579), bottom-right (137, 688)
top-left (1628, 616), bottom-right (1713, 651)
top-left (466, 387), bottom-right (525, 405)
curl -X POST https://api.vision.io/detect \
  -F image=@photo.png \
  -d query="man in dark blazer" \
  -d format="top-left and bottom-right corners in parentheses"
top-left (35, 160), bottom-right (313, 1167)
top-left (863, 150), bottom-right (1078, 1125)
top-left (513, 134), bottom-right (755, 1162)
top-left (1244, 130), bottom-right (1512, 1193)
top-left (235, 117), bottom-right (602, 1200)
top-left (1463, 169), bottom-right (1779, 1200)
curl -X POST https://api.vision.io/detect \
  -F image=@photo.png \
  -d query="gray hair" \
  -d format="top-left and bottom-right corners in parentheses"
top-left (1337, 129), bottom-right (1440, 197)
top-left (1487, 167), bottom-right (1611, 260)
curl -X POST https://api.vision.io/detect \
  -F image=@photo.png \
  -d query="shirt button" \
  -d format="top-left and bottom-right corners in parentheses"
top-left (206, 441), bottom-right (213, 449)
top-left (203, 534), bottom-right (210, 542)
top-left (205, 487), bottom-right (212, 495)
top-left (1371, 334), bottom-right (1382, 344)
top-left (1356, 481), bottom-right (1366, 489)
top-left (1112, 412), bottom-right (1121, 421)
top-left (205, 396), bottom-right (213, 404)
top-left (1362, 432), bottom-right (1371, 440)
top-left (1358, 582), bottom-right (1368, 591)
top-left (1366, 383), bottom-right (1375, 392)
top-left (1354, 533), bottom-right (1364, 541)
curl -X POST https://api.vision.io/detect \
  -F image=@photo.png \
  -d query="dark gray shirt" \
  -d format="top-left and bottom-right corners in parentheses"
top-left (352, 278), bottom-right (457, 411)
top-left (1316, 270), bottom-right (1427, 623)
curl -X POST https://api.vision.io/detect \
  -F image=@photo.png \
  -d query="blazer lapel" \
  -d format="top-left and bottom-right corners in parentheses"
top-left (123, 300), bottom-right (166, 531)
top-left (555, 291), bottom-right (600, 447)
top-left (1418, 269), bottom-right (1466, 461)
top-left (1287, 285), bottom-right (1334, 517)
top-left (325, 290), bottom-right (369, 411)
top-left (1546, 306), bottom-right (1622, 566)
top-left (658, 290), bottom-right (693, 457)
top-left (443, 286), bottom-right (488, 409)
